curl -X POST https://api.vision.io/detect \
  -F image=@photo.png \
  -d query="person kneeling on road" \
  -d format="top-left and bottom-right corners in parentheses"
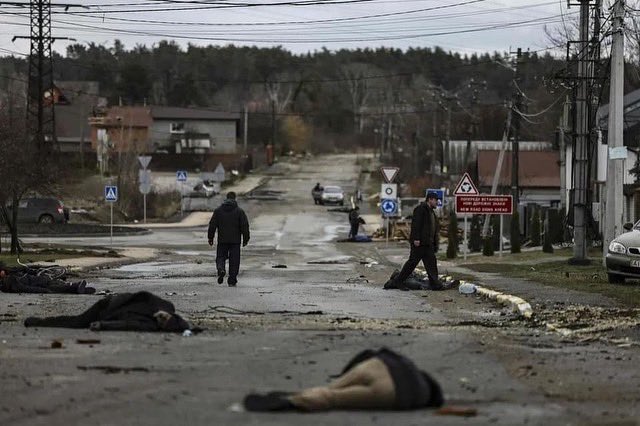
top-left (208, 191), bottom-right (250, 287)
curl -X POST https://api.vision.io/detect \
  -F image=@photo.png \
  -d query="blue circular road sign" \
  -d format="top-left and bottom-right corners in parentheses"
top-left (381, 199), bottom-right (398, 215)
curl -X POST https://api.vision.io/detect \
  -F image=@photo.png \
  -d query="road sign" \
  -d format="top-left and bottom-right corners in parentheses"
top-left (381, 198), bottom-right (398, 216)
top-left (381, 183), bottom-right (397, 199)
top-left (454, 172), bottom-right (479, 195)
top-left (139, 183), bottom-right (152, 195)
top-left (138, 155), bottom-right (152, 169)
top-left (176, 170), bottom-right (188, 182)
top-left (138, 169), bottom-right (152, 185)
top-left (455, 195), bottom-right (513, 214)
top-left (426, 188), bottom-right (445, 208)
top-left (104, 185), bottom-right (118, 202)
top-left (380, 167), bottom-right (400, 183)
top-left (212, 163), bottom-right (226, 182)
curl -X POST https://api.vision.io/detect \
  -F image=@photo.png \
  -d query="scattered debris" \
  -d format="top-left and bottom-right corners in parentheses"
top-left (272, 264), bottom-right (288, 269)
top-left (76, 339), bottom-right (101, 345)
top-left (51, 339), bottom-right (63, 349)
top-left (436, 406), bottom-right (478, 417)
top-left (77, 366), bottom-right (150, 374)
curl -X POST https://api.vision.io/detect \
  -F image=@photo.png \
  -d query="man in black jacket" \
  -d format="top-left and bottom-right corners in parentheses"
top-left (208, 192), bottom-right (250, 287)
top-left (348, 206), bottom-right (361, 239)
top-left (391, 192), bottom-right (442, 290)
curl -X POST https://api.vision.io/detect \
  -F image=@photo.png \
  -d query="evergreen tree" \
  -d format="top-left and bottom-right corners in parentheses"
top-left (530, 208), bottom-right (541, 246)
top-left (510, 211), bottom-right (521, 253)
top-left (543, 211), bottom-right (554, 254)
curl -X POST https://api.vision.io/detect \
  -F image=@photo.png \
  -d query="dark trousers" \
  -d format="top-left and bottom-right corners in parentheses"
top-left (394, 245), bottom-right (439, 287)
top-left (349, 222), bottom-right (359, 238)
top-left (216, 243), bottom-right (241, 280)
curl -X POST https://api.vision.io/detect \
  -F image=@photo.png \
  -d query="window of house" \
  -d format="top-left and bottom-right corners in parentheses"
top-left (170, 122), bottom-right (185, 133)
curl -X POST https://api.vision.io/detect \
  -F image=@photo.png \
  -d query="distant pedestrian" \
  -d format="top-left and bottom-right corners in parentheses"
top-left (391, 192), bottom-right (442, 290)
top-left (348, 206), bottom-right (362, 239)
top-left (356, 188), bottom-right (363, 204)
top-left (208, 192), bottom-right (250, 287)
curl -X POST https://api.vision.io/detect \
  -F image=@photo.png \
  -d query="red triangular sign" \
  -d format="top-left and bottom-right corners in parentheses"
top-left (380, 167), bottom-right (399, 183)
top-left (454, 173), bottom-right (479, 195)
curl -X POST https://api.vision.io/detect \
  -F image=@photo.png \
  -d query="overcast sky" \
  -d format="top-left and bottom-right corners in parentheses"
top-left (0, 0), bottom-right (582, 58)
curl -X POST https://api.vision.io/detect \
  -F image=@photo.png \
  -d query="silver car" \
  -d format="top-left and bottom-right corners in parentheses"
top-left (605, 221), bottom-right (640, 283)
top-left (320, 186), bottom-right (345, 206)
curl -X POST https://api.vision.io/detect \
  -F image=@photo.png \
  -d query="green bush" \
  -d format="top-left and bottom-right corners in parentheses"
top-left (530, 208), bottom-right (541, 246)
top-left (446, 210), bottom-right (458, 259)
top-left (510, 211), bottom-right (521, 253)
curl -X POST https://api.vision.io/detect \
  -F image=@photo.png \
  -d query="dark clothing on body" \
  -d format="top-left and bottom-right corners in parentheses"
top-left (394, 203), bottom-right (441, 289)
top-left (24, 291), bottom-right (192, 332)
top-left (348, 209), bottom-right (364, 239)
top-left (1, 274), bottom-right (93, 294)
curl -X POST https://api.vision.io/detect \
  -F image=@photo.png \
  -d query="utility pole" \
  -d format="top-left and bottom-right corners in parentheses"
top-left (603, 0), bottom-right (626, 261)
top-left (512, 48), bottom-right (524, 213)
top-left (243, 104), bottom-right (248, 154)
top-left (11, 1), bottom-right (80, 153)
top-left (559, 97), bottom-right (570, 212)
top-left (569, 0), bottom-right (593, 265)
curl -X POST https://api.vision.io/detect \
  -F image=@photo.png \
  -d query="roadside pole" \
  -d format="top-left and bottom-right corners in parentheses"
top-left (386, 217), bottom-right (389, 246)
top-left (105, 185), bottom-right (118, 247)
top-left (143, 194), bottom-right (147, 224)
top-left (464, 214), bottom-right (468, 260)
top-left (110, 203), bottom-right (113, 246)
top-left (180, 182), bottom-right (184, 217)
top-left (499, 215), bottom-right (504, 257)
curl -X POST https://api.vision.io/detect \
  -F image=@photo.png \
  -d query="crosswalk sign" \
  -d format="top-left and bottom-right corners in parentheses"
top-left (105, 185), bottom-right (118, 202)
top-left (176, 170), bottom-right (188, 182)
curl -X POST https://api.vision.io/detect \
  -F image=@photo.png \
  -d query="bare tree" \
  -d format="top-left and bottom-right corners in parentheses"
top-left (0, 87), bottom-right (55, 254)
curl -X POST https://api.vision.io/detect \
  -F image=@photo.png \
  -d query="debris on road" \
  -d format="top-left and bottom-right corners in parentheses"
top-left (77, 365), bottom-right (150, 374)
top-left (436, 406), bottom-right (478, 417)
top-left (272, 264), bottom-right (288, 269)
top-left (76, 339), bottom-right (101, 345)
top-left (50, 339), bottom-right (63, 349)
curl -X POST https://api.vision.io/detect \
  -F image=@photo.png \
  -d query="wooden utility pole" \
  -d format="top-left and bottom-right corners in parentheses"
top-left (512, 48), bottom-right (523, 213)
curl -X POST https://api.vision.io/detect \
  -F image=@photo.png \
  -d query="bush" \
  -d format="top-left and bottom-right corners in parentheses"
top-left (511, 211), bottom-right (521, 253)
top-left (530, 208), bottom-right (541, 246)
top-left (446, 210), bottom-right (458, 259)
top-left (469, 215), bottom-right (482, 252)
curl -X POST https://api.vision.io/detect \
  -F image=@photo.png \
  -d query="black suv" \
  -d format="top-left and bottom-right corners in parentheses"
top-left (4, 197), bottom-right (69, 224)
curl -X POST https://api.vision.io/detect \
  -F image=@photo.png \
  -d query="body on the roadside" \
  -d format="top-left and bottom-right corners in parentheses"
top-left (208, 192), bottom-right (250, 286)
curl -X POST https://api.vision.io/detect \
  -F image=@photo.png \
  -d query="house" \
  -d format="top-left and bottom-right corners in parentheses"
top-left (89, 106), bottom-right (153, 153)
top-left (54, 81), bottom-right (106, 153)
top-left (477, 150), bottom-right (561, 209)
top-left (149, 106), bottom-right (241, 154)
top-left (447, 139), bottom-right (553, 177)
top-left (563, 87), bottom-right (640, 226)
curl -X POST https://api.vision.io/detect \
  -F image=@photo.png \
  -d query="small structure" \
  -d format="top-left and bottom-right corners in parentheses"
top-left (54, 81), bottom-right (106, 153)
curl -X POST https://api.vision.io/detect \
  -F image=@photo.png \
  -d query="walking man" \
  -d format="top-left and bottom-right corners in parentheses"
top-left (348, 206), bottom-right (362, 239)
top-left (391, 192), bottom-right (442, 290)
top-left (208, 192), bottom-right (250, 287)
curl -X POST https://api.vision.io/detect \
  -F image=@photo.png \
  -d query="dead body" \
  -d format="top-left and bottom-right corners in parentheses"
top-left (0, 264), bottom-right (95, 294)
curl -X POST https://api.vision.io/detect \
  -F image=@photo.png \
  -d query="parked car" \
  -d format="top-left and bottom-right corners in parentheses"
top-left (3, 197), bottom-right (69, 224)
top-left (605, 221), bottom-right (640, 283)
top-left (189, 180), bottom-right (218, 198)
top-left (321, 186), bottom-right (345, 206)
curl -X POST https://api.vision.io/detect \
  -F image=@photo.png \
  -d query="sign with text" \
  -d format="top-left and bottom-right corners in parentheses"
top-left (455, 195), bottom-right (513, 215)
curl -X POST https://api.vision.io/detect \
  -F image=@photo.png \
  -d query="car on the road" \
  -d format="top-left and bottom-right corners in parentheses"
top-left (3, 197), bottom-right (69, 224)
top-left (320, 186), bottom-right (345, 206)
top-left (189, 180), bottom-right (218, 198)
top-left (606, 221), bottom-right (640, 283)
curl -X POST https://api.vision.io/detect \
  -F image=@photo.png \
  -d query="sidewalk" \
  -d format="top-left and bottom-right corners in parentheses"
top-left (126, 175), bottom-right (266, 229)
top-left (41, 247), bottom-right (159, 272)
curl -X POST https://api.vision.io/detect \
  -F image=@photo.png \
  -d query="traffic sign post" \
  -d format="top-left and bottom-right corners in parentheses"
top-left (380, 166), bottom-right (399, 183)
top-left (381, 198), bottom-right (398, 246)
top-left (456, 194), bottom-right (513, 257)
top-left (138, 156), bottom-right (152, 224)
top-left (105, 185), bottom-right (118, 246)
top-left (380, 183), bottom-right (397, 200)
top-left (176, 170), bottom-right (188, 217)
top-left (426, 188), bottom-right (445, 208)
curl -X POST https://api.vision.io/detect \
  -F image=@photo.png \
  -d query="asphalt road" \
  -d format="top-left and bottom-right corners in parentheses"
top-left (2, 154), bottom-right (639, 426)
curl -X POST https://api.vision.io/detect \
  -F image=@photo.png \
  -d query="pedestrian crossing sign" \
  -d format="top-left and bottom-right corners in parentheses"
top-left (176, 170), bottom-right (188, 182)
top-left (105, 185), bottom-right (118, 202)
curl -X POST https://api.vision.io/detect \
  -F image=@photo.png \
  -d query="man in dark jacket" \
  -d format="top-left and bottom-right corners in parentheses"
top-left (208, 192), bottom-right (250, 287)
top-left (348, 206), bottom-right (362, 239)
top-left (391, 192), bottom-right (442, 290)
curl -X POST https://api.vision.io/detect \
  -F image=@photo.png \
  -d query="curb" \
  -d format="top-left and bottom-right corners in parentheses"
top-left (471, 284), bottom-right (534, 319)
